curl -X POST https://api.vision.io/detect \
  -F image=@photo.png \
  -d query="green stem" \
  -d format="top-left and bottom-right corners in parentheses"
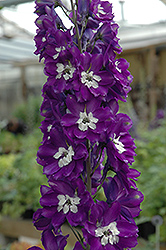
top-left (93, 177), bottom-right (105, 199)
top-left (60, 5), bottom-right (73, 23)
top-left (68, 223), bottom-right (80, 241)
top-left (70, 0), bottom-right (82, 52)
top-left (86, 244), bottom-right (90, 250)
top-left (86, 139), bottom-right (92, 195)
top-left (90, 39), bottom-right (97, 53)
top-left (80, 173), bottom-right (86, 185)
top-left (86, 140), bottom-right (92, 250)
top-left (79, 17), bottom-right (88, 40)
top-left (76, 0), bottom-right (78, 21)
top-left (67, 221), bottom-right (86, 250)
top-left (90, 147), bottom-right (103, 177)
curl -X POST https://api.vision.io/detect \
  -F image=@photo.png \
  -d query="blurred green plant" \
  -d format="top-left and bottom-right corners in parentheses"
top-left (135, 238), bottom-right (155, 250)
top-left (133, 119), bottom-right (166, 242)
top-left (0, 131), bottom-right (23, 154)
top-left (0, 129), bottom-right (47, 218)
top-left (12, 95), bottom-right (43, 131)
top-left (0, 95), bottom-right (46, 218)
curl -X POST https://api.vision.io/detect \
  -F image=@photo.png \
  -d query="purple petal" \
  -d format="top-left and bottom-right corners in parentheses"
top-left (73, 241), bottom-right (86, 250)
top-left (102, 202), bottom-right (120, 225)
top-left (94, 107), bottom-right (110, 120)
top-left (43, 162), bottom-right (60, 175)
top-left (74, 127), bottom-right (87, 139)
top-left (80, 52), bottom-right (91, 71)
top-left (40, 192), bottom-right (59, 207)
top-left (86, 98), bottom-right (101, 113)
top-left (48, 179), bottom-right (74, 195)
top-left (42, 230), bottom-right (68, 250)
top-left (80, 85), bottom-right (92, 101)
top-left (118, 235), bottom-right (138, 248)
top-left (66, 95), bottom-right (84, 115)
top-left (117, 221), bottom-right (138, 237)
top-left (91, 54), bottom-right (103, 72)
top-left (38, 144), bottom-right (56, 158)
top-left (51, 212), bottom-right (66, 228)
top-left (73, 143), bottom-right (88, 160)
top-left (50, 128), bottom-right (66, 147)
top-left (61, 113), bottom-right (78, 127)
top-left (88, 236), bottom-right (101, 249)
top-left (84, 221), bottom-right (96, 235)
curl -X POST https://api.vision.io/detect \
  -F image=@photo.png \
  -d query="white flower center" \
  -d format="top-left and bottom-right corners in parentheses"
top-left (53, 146), bottom-right (74, 168)
top-left (96, 4), bottom-right (106, 17)
top-left (56, 63), bottom-right (76, 80)
top-left (76, 111), bottom-right (98, 131)
top-left (81, 71), bottom-right (101, 88)
top-left (47, 124), bottom-right (52, 132)
top-left (57, 194), bottom-right (80, 214)
top-left (95, 222), bottom-right (120, 246)
top-left (115, 61), bottom-right (121, 73)
top-left (113, 133), bottom-right (126, 154)
top-left (42, 37), bottom-right (46, 42)
top-left (53, 46), bottom-right (65, 59)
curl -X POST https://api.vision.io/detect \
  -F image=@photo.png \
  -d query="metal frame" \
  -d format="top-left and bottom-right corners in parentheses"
top-left (160, 0), bottom-right (166, 4)
top-left (0, 0), bottom-right (33, 8)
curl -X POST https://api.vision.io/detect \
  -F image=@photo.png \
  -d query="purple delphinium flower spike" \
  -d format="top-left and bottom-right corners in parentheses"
top-left (33, 0), bottom-right (143, 249)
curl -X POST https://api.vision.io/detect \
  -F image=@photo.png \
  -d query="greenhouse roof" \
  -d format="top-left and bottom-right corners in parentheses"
top-left (119, 21), bottom-right (166, 52)
top-left (0, 15), bottom-right (37, 69)
top-left (0, 0), bottom-right (33, 8)
top-left (0, 37), bottom-right (35, 63)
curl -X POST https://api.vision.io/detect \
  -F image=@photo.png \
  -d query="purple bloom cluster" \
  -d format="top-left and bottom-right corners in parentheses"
top-left (30, 0), bottom-right (144, 249)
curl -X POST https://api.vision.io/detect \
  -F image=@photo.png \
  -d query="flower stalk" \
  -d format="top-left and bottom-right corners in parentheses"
top-left (90, 146), bottom-right (104, 177)
top-left (86, 139), bottom-right (92, 195)
top-left (70, 0), bottom-right (82, 52)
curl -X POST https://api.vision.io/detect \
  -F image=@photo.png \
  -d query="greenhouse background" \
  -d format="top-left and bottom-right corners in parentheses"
top-left (0, 0), bottom-right (166, 249)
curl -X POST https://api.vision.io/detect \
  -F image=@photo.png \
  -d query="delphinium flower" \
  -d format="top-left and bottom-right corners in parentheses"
top-left (82, 201), bottom-right (139, 250)
top-left (103, 176), bottom-right (144, 223)
top-left (29, 0), bottom-right (144, 249)
top-left (37, 126), bottom-right (88, 178)
top-left (33, 178), bottom-right (92, 230)
top-left (61, 95), bottom-right (111, 141)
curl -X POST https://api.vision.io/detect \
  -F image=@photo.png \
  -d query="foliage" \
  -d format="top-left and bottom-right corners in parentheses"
top-left (0, 131), bottom-right (23, 154)
top-left (0, 129), bottom-right (47, 218)
top-left (135, 238), bottom-right (155, 250)
top-left (12, 95), bottom-right (43, 131)
top-left (0, 93), bottom-right (46, 218)
top-left (133, 119), bottom-right (166, 241)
